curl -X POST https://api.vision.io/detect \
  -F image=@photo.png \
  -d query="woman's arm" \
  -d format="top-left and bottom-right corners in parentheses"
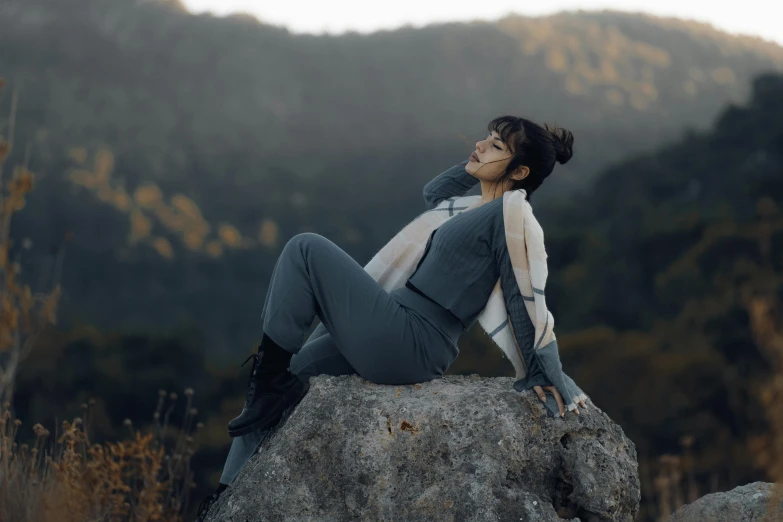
top-left (423, 159), bottom-right (479, 210)
top-left (496, 244), bottom-right (549, 388)
top-left (497, 242), bottom-right (586, 415)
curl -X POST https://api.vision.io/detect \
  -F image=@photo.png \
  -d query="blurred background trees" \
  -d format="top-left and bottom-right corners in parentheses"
top-left (0, 1), bottom-right (782, 519)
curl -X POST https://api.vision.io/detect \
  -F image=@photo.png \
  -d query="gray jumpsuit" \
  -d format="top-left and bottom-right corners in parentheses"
top-left (219, 161), bottom-right (578, 484)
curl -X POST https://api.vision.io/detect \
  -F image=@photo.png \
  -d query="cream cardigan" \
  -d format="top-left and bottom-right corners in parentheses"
top-left (364, 189), bottom-right (553, 374)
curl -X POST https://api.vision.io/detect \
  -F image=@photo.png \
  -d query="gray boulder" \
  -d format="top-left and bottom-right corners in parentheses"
top-left (206, 374), bottom-right (640, 521)
top-left (669, 481), bottom-right (783, 522)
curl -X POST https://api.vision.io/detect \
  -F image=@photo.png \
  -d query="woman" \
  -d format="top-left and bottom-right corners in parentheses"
top-left (196, 115), bottom-right (589, 520)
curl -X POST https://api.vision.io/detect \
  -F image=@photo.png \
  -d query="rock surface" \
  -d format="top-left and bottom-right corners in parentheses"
top-left (669, 481), bottom-right (783, 522)
top-left (206, 374), bottom-right (640, 522)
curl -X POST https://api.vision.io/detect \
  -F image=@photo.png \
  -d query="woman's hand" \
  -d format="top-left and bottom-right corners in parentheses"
top-left (532, 385), bottom-right (587, 417)
top-left (534, 340), bottom-right (587, 417)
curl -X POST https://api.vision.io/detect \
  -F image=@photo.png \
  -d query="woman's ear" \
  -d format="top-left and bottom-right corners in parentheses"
top-left (513, 165), bottom-right (530, 181)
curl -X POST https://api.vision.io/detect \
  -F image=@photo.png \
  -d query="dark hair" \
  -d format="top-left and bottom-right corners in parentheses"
top-left (485, 115), bottom-right (574, 201)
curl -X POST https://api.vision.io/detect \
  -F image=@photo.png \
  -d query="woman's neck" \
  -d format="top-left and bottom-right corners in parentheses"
top-left (479, 181), bottom-right (511, 205)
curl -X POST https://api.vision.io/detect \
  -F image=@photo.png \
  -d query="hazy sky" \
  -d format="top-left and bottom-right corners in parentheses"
top-left (182, 1), bottom-right (782, 46)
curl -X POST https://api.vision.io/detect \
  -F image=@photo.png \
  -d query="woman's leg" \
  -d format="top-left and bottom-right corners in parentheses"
top-left (219, 332), bottom-right (355, 485)
top-left (229, 231), bottom-right (439, 436)
top-left (223, 231), bottom-right (453, 476)
top-left (259, 232), bottom-right (435, 384)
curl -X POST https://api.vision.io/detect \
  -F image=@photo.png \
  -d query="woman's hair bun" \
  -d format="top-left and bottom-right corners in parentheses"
top-left (545, 124), bottom-right (574, 165)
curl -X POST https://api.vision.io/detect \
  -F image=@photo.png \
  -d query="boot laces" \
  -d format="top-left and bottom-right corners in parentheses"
top-left (240, 353), bottom-right (263, 405)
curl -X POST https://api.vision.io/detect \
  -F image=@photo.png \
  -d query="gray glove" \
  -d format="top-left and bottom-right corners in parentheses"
top-left (534, 339), bottom-right (576, 412)
top-left (512, 339), bottom-right (591, 417)
top-left (536, 369), bottom-right (591, 417)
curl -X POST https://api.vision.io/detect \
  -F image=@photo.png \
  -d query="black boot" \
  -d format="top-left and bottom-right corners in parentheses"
top-left (227, 335), bottom-right (309, 437)
top-left (195, 483), bottom-right (227, 521)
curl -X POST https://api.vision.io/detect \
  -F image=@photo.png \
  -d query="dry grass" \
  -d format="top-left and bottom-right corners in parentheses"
top-left (0, 77), bottom-right (202, 521)
top-left (643, 437), bottom-right (703, 521)
top-left (0, 393), bottom-right (203, 522)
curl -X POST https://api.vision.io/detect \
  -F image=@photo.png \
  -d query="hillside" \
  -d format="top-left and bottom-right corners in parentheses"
top-left (2, 1), bottom-right (782, 190)
top-left (2, 0), bottom-right (783, 355)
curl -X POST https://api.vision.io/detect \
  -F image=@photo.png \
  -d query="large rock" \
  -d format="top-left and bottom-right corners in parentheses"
top-left (669, 482), bottom-right (783, 522)
top-left (206, 374), bottom-right (640, 521)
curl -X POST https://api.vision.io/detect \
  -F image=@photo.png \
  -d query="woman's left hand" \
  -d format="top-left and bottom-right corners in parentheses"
top-left (532, 385), bottom-right (583, 417)
top-left (533, 385), bottom-right (565, 416)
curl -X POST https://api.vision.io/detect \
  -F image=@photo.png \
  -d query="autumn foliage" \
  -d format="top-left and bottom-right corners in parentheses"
top-left (0, 78), bottom-right (201, 521)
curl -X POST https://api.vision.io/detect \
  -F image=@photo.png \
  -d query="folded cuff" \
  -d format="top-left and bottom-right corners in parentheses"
top-left (563, 372), bottom-right (590, 406)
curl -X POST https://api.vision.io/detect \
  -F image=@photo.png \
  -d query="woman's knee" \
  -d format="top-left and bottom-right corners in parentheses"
top-left (286, 232), bottom-right (325, 251)
top-left (280, 232), bottom-right (327, 264)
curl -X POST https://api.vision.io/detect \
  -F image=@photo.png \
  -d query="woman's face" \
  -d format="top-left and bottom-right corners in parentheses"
top-left (465, 129), bottom-right (515, 181)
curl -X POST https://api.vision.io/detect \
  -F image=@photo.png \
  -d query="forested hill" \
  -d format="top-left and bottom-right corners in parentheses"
top-left (2, 0), bottom-right (783, 356)
top-left (545, 72), bottom-right (783, 334)
top-left (2, 0), bottom-right (782, 195)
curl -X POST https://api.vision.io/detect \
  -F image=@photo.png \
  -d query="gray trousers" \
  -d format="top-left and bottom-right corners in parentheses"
top-left (220, 232), bottom-right (464, 484)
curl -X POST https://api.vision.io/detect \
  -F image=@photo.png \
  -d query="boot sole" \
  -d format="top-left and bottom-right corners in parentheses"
top-left (228, 377), bottom-right (309, 437)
